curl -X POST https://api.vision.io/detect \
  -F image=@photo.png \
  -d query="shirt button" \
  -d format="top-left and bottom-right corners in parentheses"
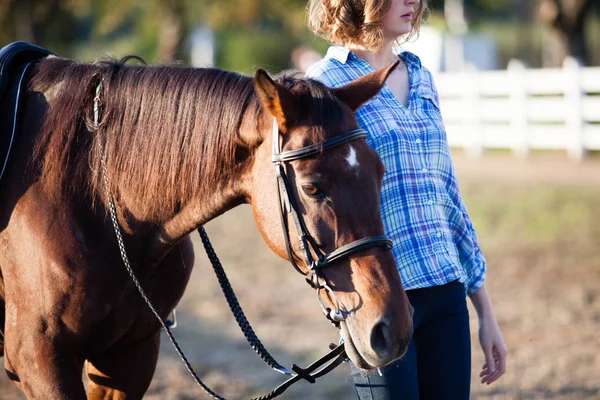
top-left (427, 200), bottom-right (434, 205)
top-left (415, 139), bottom-right (421, 144)
top-left (422, 168), bottom-right (428, 173)
top-left (436, 232), bottom-right (442, 238)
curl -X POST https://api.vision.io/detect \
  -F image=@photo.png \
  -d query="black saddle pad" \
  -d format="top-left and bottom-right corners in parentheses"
top-left (0, 41), bottom-right (54, 184)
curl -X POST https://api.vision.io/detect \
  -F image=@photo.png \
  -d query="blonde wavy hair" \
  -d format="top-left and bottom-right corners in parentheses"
top-left (307, 0), bottom-right (428, 51)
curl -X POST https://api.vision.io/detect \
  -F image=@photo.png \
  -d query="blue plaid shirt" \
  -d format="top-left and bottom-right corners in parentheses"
top-left (305, 46), bottom-right (485, 294)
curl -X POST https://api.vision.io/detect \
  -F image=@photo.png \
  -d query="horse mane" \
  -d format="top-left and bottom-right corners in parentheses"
top-left (29, 57), bottom-right (343, 221)
top-left (30, 57), bottom-right (266, 220)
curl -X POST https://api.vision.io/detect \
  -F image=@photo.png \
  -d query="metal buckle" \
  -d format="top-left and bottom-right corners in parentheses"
top-left (317, 281), bottom-right (346, 322)
top-left (165, 308), bottom-right (177, 329)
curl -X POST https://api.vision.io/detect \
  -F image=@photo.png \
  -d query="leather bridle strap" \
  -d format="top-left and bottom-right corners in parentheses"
top-left (255, 343), bottom-right (347, 399)
top-left (274, 165), bottom-right (312, 275)
top-left (272, 128), bottom-right (368, 162)
top-left (314, 235), bottom-right (392, 270)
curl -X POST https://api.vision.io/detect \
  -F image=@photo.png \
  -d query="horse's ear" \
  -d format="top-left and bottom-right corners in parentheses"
top-left (254, 69), bottom-right (295, 131)
top-left (331, 59), bottom-right (399, 111)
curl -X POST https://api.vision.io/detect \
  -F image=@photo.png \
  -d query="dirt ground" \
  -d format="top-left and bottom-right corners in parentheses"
top-left (1, 152), bottom-right (599, 399)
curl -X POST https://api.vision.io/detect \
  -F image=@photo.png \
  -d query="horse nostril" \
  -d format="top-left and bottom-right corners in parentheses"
top-left (370, 319), bottom-right (391, 355)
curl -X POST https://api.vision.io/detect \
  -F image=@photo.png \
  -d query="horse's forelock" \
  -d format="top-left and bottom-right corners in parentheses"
top-left (276, 73), bottom-right (347, 141)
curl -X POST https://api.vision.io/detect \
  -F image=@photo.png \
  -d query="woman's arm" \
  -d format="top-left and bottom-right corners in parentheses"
top-left (425, 68), bottom-right (507, 384)
top-left (469, 284), bottom-right (508, 385)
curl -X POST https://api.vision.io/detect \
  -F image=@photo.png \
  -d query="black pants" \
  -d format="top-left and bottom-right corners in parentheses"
top-left (351, 280), bottom-right (471, 400)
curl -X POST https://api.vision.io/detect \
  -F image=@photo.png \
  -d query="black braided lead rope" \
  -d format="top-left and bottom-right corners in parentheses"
top-left (196, 226), bottom-right (349, 400)
top-left (198, 227), bottom-right (293, 375)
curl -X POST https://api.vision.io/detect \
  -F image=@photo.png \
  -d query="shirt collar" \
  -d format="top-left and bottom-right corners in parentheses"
top-left (325, 46), bottom-right (351, 64)
top-left (325, 45), bottom-right (421, 70)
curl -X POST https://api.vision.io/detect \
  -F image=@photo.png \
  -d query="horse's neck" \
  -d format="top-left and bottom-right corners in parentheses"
top-left (135, 106), bottom-right (267, 260)
top-left (159, 186), bottom-right (243, 237)
top-left (27, 58), bottom-right (265, 263)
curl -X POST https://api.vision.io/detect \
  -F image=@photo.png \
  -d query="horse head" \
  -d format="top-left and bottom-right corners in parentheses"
top-left (246, 62), bottom-right (413, 369)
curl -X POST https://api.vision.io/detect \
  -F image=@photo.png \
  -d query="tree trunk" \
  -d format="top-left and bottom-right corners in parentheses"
top-left (14, 0), bottom-right (61, 48)
top-left (539, 0), bottom-right (594, 66)
top-left (15, 0), bottom-right (36, 44)
top-left (156, 0), bottom-right (184, 61)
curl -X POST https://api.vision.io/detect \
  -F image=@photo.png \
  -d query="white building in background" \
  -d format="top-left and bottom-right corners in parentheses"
top-left (190, 26), bottom-right (215, 67)
top-left (400, 26), bottom-right (499, 73)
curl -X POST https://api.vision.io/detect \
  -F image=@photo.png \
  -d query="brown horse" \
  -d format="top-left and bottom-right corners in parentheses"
top-left (0, 48), bottom-right (412, 398)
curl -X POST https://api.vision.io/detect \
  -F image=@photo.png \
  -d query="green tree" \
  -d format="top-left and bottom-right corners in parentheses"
top-left (0, 0), bottom-right (79, 55)
top-left (70, 0), bottom-right (312, 69)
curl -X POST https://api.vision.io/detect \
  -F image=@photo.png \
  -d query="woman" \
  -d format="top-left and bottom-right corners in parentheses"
top-left (305, 0), bottom-right (507, 398)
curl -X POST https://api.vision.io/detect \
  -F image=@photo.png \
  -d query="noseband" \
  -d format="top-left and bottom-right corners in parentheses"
top-left (271, 119), bottom-right (393, 325)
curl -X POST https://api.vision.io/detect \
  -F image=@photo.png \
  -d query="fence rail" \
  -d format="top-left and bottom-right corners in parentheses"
top-left (434, 57), bottom-right (600, 160)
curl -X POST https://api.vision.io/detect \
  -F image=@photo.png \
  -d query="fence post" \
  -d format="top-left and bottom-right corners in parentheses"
top-left (508, 59), bottom-right (529, 158)
top-left (563, 56), bottom-right (585, 160)
top-left (463, 64), bottom-right (482, 157)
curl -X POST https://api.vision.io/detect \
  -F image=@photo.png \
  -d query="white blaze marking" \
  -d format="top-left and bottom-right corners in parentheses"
top-left (345, 145), bottom-right (359, 169)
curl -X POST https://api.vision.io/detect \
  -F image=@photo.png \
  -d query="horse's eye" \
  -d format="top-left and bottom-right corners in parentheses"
top-left (301, 183), bottom-right (323, 198)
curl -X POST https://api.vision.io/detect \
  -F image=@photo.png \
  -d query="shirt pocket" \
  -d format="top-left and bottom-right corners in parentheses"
top-left (415, 90), bottom-right (446, 139)
top-left (419, 92), bottom-right (440, 112)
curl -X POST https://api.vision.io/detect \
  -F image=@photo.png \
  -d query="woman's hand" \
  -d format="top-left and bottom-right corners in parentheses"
top-left (469, 285), bottom-right (508, 385)
top-left (477, 312), bottom-right (507, 384)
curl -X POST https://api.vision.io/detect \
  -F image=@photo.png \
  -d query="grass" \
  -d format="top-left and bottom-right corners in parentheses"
top-left (464, 184), bottom-right (600, 251)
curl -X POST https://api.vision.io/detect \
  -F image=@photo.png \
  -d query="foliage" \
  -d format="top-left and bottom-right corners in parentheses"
top-left (0, 0), bottom-right (598, 71)
top-left (0, 0), bottom-right (80, 55)
top-left (428, 0), bottom-right (516, 20)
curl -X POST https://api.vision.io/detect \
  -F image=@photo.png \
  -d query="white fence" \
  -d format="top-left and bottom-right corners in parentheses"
top-left (434, 57), bottom-right (600, 160)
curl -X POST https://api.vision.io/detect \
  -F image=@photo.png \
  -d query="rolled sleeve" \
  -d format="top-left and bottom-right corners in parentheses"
top-left (465, 247), bottom-right (487, 295)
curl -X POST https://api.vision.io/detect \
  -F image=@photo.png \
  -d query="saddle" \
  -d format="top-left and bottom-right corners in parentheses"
top-left (0, 41), bottom-right (54, 185)
top-left (0, 42), bottom-right (53, 349)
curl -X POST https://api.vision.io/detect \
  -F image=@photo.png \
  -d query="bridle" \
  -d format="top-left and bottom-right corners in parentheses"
top-left (271, 118), bottom-right (393, 325)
